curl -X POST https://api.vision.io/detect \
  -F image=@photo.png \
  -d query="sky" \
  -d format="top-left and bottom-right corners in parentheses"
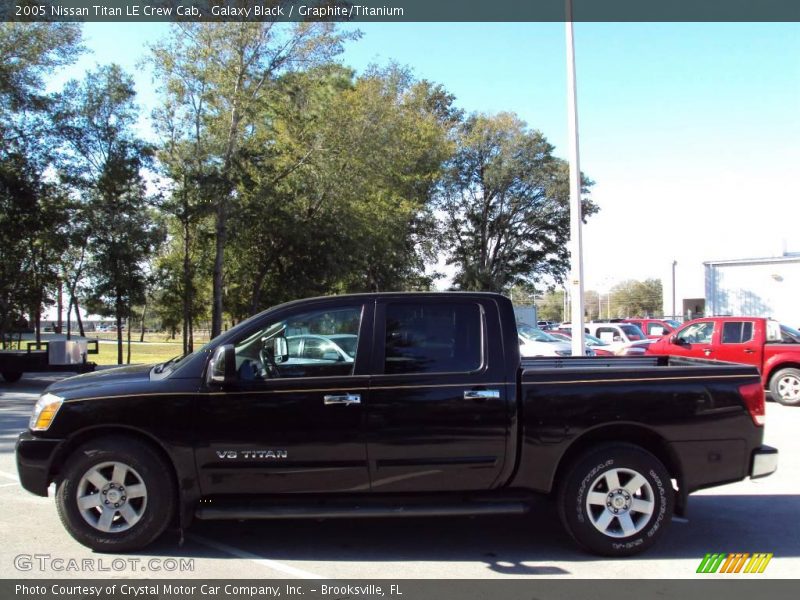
top-left (50, 21), bottom-right (800, 306)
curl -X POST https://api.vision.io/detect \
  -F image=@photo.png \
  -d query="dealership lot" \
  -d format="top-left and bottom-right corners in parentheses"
top-left (1, 373), bottom-right (798, 580)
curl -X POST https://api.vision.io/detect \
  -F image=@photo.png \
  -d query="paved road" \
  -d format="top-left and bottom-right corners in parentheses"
top-left (1, 373), bottom-right (798, 580)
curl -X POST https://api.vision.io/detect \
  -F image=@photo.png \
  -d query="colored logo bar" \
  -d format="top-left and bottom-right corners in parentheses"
top-left (697, 553), bottom-right (773, 574)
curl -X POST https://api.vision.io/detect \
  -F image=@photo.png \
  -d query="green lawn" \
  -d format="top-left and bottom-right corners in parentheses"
top-left (94, 342), bottom-right (184, 366)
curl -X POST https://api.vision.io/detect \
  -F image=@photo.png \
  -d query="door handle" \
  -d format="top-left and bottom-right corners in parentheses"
top-left (703, 349), bottom-right (712, 356)
top-left (464, 390), bottom-right (500, 400)
top-left (324, 394), bottom-right (361, 406)
top-left (744, 349), bottom-right (755, 354)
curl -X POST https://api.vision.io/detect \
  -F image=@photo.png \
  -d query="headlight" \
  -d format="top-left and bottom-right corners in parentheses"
top-left (29, 393), bottom-right (63, 431)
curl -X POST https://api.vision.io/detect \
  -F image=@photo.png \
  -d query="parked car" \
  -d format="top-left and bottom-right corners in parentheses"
top-left (624, 318), bottom-right (678, 339)
top-left (517, 324), bottom-right (593, 357)
top-left (17, 292), bottom-right (776, 556)
top-left (537, 320), bottom-right (558, 330)
top-left (549, 330), bottom-right (616, 356)
top-left (647, 317), bottom-right (800, 406)
top-left (561, 322), bottom-right (651, 355)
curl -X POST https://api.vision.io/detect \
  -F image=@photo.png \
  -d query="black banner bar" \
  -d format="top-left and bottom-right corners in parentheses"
top-left (3, 580), bottom-right (800, 600)
top-left (4, 0), bottom-right (800, 23)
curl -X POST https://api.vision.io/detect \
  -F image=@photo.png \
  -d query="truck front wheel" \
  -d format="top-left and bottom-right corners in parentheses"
top-left (558, 444), bottom-right (673, 556)
top-left (769, 368), bottom-right (800, 406)
top-left (55, 436), bottom-right (176, 552)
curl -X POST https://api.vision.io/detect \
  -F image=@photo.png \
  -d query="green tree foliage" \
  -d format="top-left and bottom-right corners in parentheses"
top-left (437, 112), bottom-right (597, 293)
top-left (0, 22), bottom-right (82, 150)
top-left (609, 279), bottom-right (664, 318)
top-left (0, 23), bottom-right (82, 344)
top-left (52, 65), bottom-right (163, 363)
top-left (150, 22), bottom-right (356, 338)
top-left (0, 154), bottom-right (70, 345)
top-left (223, 65), bottom-right (453, 319)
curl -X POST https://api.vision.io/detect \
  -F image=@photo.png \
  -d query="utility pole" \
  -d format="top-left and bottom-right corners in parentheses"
top-left (672, 260), bottom-right (678, 319)
top-left (566, 2), bottom-right (586, 356)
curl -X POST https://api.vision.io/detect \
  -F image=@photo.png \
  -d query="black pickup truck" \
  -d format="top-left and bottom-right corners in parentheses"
top-left (16, 292), bottom-right (777, 556)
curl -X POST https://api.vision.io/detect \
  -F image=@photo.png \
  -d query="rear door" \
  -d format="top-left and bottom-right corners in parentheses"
top-left (366, 297), bottom-right (511, 492)
top-left (716, 319), bottom-right (762, 368)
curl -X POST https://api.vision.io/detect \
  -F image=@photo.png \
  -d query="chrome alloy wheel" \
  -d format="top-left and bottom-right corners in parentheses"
top-left (76, 461), bottom-right (147, 533)
top-left (585, 467), bottom-right (655, 538)
top-left (777, 373), bottom-right (800, 403)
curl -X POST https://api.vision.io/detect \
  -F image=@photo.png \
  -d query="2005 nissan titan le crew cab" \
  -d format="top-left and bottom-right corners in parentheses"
top-left (16, 293), bottom-right (778, 556)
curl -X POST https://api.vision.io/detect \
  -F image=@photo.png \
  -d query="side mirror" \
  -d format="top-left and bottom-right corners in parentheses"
top-left (263, 336), bottom-right (289, 363)
top-left (670, 335), bottom-right (683, 345)
top-left (207, 344), bottom-right (236, 385)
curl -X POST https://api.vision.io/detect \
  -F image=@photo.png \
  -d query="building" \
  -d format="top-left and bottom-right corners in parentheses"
top-left (703, 252), bottom-right (800, 326)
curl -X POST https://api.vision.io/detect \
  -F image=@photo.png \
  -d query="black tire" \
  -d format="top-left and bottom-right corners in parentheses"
top-left (557, 443), bottom-right (673, 557)
top-left (769, 368), bottom-right (800, 406)
top-left (55, 436), bottom-right (176, 552)
top-left (2, 371), bottom-right (22, 383)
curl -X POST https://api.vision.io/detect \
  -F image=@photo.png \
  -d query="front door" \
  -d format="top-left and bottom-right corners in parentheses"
top-left (194, 301), bottom-right (373, 495)
top-left (670, 320), bottom-right (717, 359)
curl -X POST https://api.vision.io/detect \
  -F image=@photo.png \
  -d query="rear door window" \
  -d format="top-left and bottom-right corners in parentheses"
top-left (384, 302), bottom-right (483, 374)
top-left (721, 321), bottom-right (754, 344)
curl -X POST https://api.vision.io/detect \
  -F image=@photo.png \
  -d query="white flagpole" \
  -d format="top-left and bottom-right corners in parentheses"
top-left (566, 1), bottom-right (586, 357)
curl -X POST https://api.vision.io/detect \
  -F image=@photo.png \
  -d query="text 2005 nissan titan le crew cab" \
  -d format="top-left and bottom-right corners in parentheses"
top-left (16, 293), bottom-right (778, 556)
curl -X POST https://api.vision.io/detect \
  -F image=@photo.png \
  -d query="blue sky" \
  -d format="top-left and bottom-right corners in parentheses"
top-left (54, 22), bottom-right (800, 303)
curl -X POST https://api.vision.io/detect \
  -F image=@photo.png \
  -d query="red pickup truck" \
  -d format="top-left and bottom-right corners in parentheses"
top-left (647, 317), bottom-right (800, 406)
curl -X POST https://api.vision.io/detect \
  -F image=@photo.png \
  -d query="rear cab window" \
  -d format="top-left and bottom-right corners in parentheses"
top-left (383, 302), bottom-right (484, 374)
top-left (721, 321), bottom-right (754, 344)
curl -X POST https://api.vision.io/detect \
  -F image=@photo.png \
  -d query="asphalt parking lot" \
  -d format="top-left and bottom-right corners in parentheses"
top-left (1, 373), bottom-right (799, 580)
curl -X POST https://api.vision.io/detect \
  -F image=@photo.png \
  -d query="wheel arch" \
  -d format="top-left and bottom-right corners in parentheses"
top-left (551, 423), bottom-right (685, 513)
top-left (765, 362), bottom-right (800, 388)
top-left (49, 425), bottom-right (184, 526)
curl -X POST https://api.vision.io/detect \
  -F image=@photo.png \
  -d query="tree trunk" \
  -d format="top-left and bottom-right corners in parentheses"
top-left (66, 294), bottom-right (74, 340)
top-left (211, 197), bottom-right (227, 339)
top-left (139, 301), bottom-right (147, 343)
top-left (74, 296), bottom-right (85, 337)
top-left (116, 294), bottom-right (123, 365)
top-left (182, 216), bottom-right (194, 354)
top-left (126, 315), bottom-right (132, 364)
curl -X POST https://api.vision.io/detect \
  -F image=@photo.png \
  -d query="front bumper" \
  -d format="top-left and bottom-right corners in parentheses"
top-left (750, 445), bottom-right (778, 479)
top-left (16, 431), bottom-right (63, 496)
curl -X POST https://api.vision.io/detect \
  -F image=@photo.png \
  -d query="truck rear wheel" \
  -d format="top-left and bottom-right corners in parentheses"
top-left (2, 371), bottom-right (22, 383)
top-left (55, 436), bottom-right (176, 552)
top-left (769, 368), bottom-right (800, 406)
top-left (558, 444), bottom-right (673, 556)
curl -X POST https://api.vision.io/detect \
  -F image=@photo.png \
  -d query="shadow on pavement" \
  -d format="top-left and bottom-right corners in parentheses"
top-left (126, 492), bottom-right (799, 574)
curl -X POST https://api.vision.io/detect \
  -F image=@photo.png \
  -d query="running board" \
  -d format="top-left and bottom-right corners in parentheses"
top-left (195, 501), bottom-right (530, 521)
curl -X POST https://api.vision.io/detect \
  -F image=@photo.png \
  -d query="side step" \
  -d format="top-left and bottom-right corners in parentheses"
top-left (195, 499), bottom-right (531, 521)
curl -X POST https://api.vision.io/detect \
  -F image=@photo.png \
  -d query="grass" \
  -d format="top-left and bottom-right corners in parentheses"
top-left (93, 342), bottom-right (185, 366)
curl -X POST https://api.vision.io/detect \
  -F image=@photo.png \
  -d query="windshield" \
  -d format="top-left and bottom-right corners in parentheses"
top-left (621, 324), bottom-right (646, 340)
top-left (585, 333), bottom-right (609, 347)
top-left (780, 325), bottom-right (800, 343)
top-left (518, 324), bottom-right (559, 342)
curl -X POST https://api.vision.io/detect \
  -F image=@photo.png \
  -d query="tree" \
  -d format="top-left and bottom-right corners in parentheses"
top-left (609, 279), bottom-right (664, 318)
top-left (0, 23), bottom-right (82, 150)
top-left (222, 65), bottom-right (454, 319)
top-left (150, 22), bottom-right (355, 338)
top-left (437, 112), bottom-right (597, 293)
top-left (53, 64), bottom-right (163, 364)
top-left (0, 153), bottom-right (69, 346)
top-left (0, 23), bottom-right (83, 345)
